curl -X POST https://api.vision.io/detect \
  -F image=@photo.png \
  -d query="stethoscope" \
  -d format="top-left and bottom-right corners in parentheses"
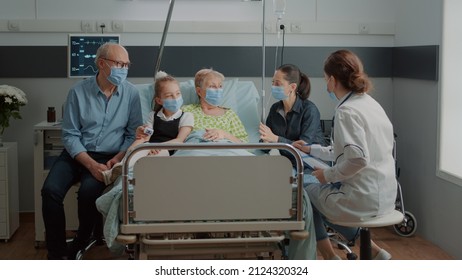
top-left (330, 91), bottom-right (354, 145)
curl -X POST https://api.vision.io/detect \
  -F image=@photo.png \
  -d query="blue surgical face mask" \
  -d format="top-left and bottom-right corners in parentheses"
top-left (271, 86), bottom-right (288, 100)
top-left (328, 91), bottom-right (338, 102)
top-left (107, 67), bottom-right (128, 86)
top-left (325, 76), bottom-right (338, 102)
top-left (162, 96), bottom-right (183, 113)
top-left (205, 88), bottom-right (224, 106)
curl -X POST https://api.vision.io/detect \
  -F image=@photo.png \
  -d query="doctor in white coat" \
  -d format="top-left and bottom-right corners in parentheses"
top-left (297, 49), bottom-right (397, 260)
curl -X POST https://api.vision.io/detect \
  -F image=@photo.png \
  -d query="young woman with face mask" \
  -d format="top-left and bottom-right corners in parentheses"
top-left (101, 71), bottom-right (194, 185)
top-left (181, 68), bottom-right (248, 143)
top-left (258, 64), bottom-right (324, 260)
top-left (259, 64), bottom-right (325, 170)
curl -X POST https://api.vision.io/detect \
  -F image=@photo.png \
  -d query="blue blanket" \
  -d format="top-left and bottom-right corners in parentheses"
top-left (173, 130), bottom-right (256, 157)
top-left (95, 175), bottom-right (127, 255)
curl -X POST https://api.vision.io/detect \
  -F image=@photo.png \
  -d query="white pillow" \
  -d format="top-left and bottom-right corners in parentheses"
top-left (179, 80), bottom-right (199, 105)
top-left (135, 83), bottom-right (154, 123)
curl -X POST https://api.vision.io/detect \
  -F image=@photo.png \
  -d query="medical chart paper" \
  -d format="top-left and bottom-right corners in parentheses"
top-left (296, 149), bottom-right (330, 169)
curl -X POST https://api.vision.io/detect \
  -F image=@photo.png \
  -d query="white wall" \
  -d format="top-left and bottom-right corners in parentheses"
top-left (393, 0), bottom-right (462, 258)
top-left (0, 0), bottom-right (395, 47)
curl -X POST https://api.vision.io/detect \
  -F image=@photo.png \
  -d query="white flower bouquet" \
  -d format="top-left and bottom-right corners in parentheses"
top-left (0, 85), bottom-right (28, 135)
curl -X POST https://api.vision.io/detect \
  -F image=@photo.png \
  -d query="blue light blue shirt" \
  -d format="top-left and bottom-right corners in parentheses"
top-left (62, 76), bottom-right (143, 158)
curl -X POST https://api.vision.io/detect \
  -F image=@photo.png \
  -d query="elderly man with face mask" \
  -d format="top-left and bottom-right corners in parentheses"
top-left (41, 42), bottom-right (143, 260)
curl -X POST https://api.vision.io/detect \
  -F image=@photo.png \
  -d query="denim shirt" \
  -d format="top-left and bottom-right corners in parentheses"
top-left (266, 96), bottom-right (325, 166)
top-left (62, 76), bottom-right (143, 158)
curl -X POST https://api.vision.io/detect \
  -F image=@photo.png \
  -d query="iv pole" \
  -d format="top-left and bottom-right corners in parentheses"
top-left (154, 0), bottom-right (176, 76)
top-left (154, 0), bottom-right (267, 123)
top-left (261, 0), bottom-right (266, 123)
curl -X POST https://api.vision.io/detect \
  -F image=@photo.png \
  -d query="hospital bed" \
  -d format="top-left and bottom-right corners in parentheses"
top-left (115, 142), bottom-right (307, 259)
top-left (95, 79), bottom-right (314, 260)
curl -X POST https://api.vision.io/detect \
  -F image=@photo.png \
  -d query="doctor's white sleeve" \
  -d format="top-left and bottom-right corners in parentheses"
top-left (310, 144), bottom-right (335, 161)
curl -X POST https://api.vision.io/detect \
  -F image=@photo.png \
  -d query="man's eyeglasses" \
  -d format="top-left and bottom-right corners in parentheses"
top-left (101, 58), bottom-right (131, 69)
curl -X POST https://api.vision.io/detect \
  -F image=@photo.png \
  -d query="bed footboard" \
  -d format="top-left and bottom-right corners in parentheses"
top-left (118, 143), bottom-right (307, 259)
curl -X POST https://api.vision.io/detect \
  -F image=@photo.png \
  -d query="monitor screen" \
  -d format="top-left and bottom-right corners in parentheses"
top-left (68, 34), bottom-right (120, 78)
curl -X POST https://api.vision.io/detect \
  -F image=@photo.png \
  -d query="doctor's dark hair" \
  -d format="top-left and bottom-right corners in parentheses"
top-left (323, 49), bottom-right (373, 94)
top-left (277, 64), bottom-right (311, 100)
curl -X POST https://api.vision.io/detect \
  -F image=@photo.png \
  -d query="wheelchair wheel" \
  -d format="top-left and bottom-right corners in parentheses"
top-left (346, 252), bottom-right (358, 260)
top-left (393, 211), bottom-right (417, 237)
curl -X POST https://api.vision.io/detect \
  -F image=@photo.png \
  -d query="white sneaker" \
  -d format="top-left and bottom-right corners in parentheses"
top-left (102, 162), bottom-right (123, 186)
top-left (374, 249), bottom-right (392, 260)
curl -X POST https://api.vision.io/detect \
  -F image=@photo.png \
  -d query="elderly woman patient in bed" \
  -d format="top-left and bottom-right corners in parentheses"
top-left (180, 68), bottom-right (248, 144)
top-left (101, 71), bottom-right (194, 185)
top-left (172, 68), bottom-right (254, 156)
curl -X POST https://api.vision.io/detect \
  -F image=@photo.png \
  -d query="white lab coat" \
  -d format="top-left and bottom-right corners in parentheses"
top-left (308, 93), bottom-right (397, 222)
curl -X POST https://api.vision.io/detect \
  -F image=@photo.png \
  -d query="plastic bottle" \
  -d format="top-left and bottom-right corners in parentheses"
top-left (47, 107), bottom-right (56, 122)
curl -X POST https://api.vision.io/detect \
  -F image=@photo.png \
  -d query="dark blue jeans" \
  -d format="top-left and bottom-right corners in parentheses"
top-left (41, 150), bottom-right (114, 259)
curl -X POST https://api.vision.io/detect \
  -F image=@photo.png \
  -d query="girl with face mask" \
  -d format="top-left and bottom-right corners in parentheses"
top-left (259, 64), bottom-right (325, 170)
top-left (101, 71), bottom-right (194, 185)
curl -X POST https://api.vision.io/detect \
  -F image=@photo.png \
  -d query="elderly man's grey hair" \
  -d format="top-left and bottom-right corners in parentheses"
top-left (94, 42), bottom-right (125, 66)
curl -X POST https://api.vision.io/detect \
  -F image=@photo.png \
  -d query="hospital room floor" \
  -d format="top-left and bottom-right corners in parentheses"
top-left (0, 213), bottom-right (454, 260)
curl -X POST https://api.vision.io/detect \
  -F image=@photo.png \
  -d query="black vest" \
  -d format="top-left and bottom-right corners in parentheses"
top-left (149, 112), bottom-right (183, 143)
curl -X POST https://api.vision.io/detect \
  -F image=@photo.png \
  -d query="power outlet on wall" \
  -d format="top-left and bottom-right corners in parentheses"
top-left (359, 23), bottom-right (369, 34)
top-left (290, 22), bottom-right (302, 33)
top-left (96, 21), bottom-right (110, 33)
top-left (81, 21), bottom-right (95, 32)
top-left (8, 20), bottom-right (20, 31)
top-left (112, 21), bottom-right (124, 33)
